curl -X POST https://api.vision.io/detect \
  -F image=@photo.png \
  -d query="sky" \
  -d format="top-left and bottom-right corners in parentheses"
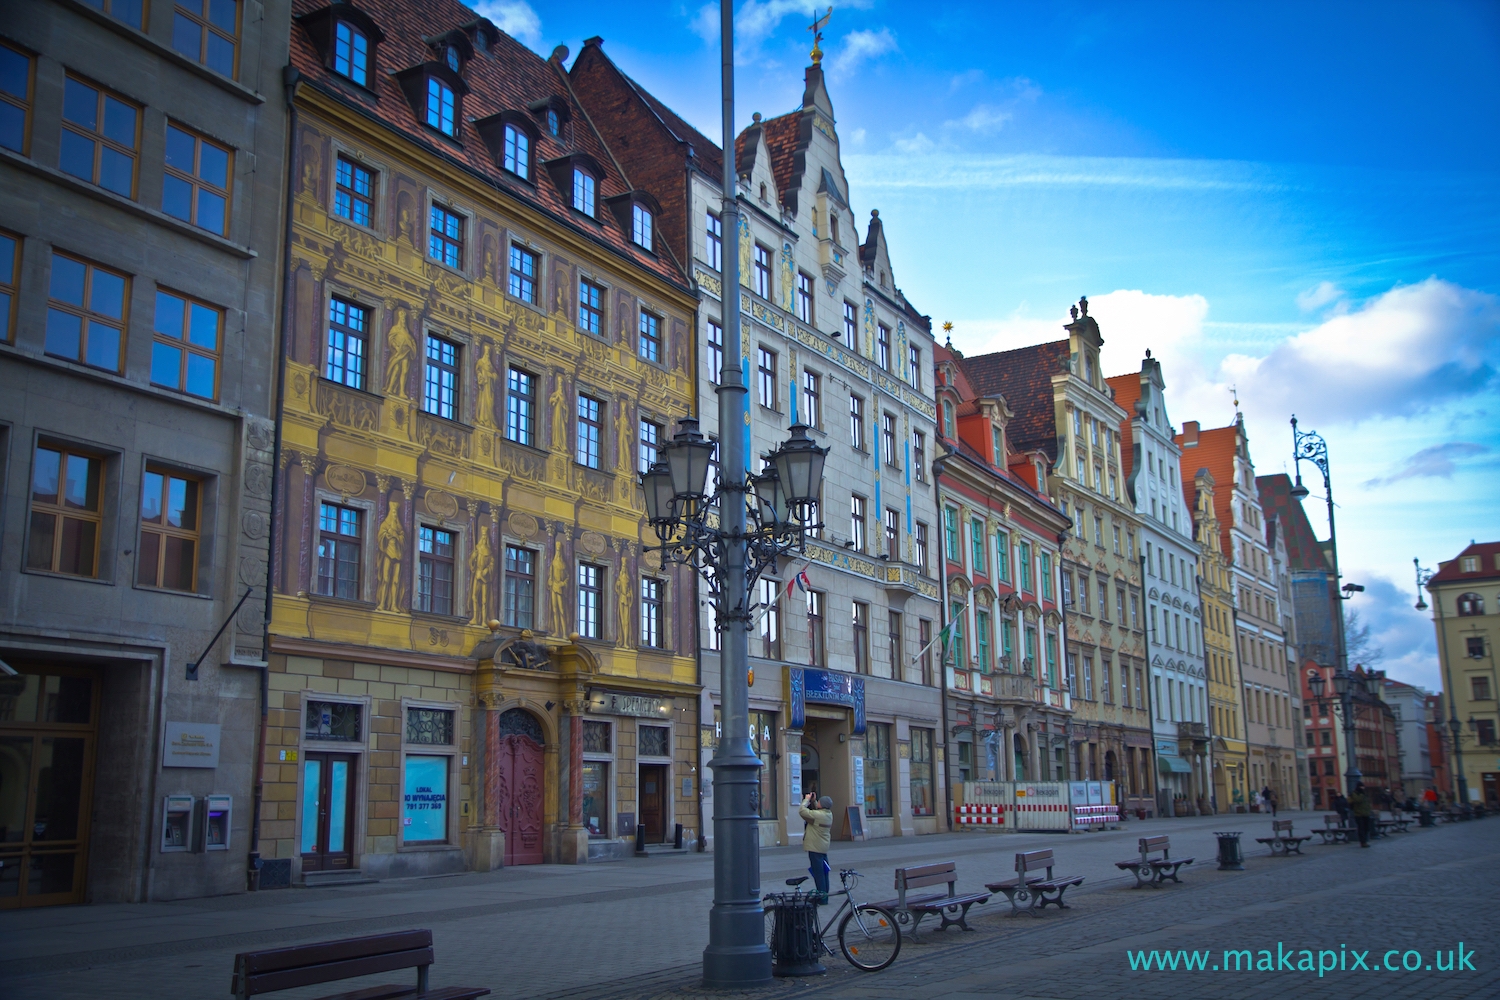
top-left (477, 1), bottom-right (1500, 692)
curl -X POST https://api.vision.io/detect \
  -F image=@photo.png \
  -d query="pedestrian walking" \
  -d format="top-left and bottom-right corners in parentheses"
top-left (1261, 785), bottom-right (1277, 817)
top-left (1349, 783), bottom-right (1374, 847)
top-left (1333, 792), bottom-right (1350, 825)
top-left (799, 792), bottom-right (834, 902)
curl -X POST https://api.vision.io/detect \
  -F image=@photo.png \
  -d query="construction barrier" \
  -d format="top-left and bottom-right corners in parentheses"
top-left (954, 803), bottom-right (1006, 826)
top-left (954, 781), bottom-right (1118, 832)
top-left (1069, 781), bottom-right (1121, 831)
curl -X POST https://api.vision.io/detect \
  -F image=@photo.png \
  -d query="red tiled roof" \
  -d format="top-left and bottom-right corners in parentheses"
top-left (1430, 541), bottom-right (1500, 585)
top-left (289, 0), bottom-right (683, 288)
top-left (1177, 421), bottom-right (1242, 566)
top-left (1105, 372), bottom-right (1141, 481)
top-left (1256, 473), bottom-right (1328, 572)
top-left (960, 341), bottom-right (1070, 461)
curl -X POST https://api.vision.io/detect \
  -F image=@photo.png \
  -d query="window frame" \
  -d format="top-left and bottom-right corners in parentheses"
top-left (706, 319), bottom-right (723, 384)
top-left (795, 270), bottom-right (814, 324)
top-left (502, 544), bottom-right (536, 628)
top-left (507, 243), bottom-right (539, 304)
top-left (850, 494), bottom-right (867, 553)
top-left (333, 154), bottom-right (377, 229)
top-left (26, 443), bottom-right (106, 578)
top-left (45, 251), bottom-right (130, 373)
top-left (151, 287), bottom-right (224, 401)
top-left (913, 430), bottom-right (926, 482)
top-left (0, 41), bottom-right (36, 156)
top-left (807, 590), bottom-right (827, 667)
top-left (572, 167), bottom-right (597, 217)
top-left (752, 243), bottom-right (772, 299)
top-left (60, 74), bottom-right (140, 199)
top-left (881, 413), bottom-right (898, 466)
top-left (849, 394), bottom-right (865, 450)
top-left (577, 562), bottom-right (602, 639)
top-left (315, 500), bottom-right (364, 601)
top-left (0, 228), bottom-right (18, 344)
top-left (864, 722), bottom-right (890, 816)
top-left (638, 419), bottom-right (661, 475)
top-left (575, 393), bottom-right (603, 469)
top-left (842, 300), bottom-right (857, 344)
top-left (852, 600), bottom-right (871, 674)
top-left (427, 201), bottom-right (464, 270)
top-left (876, 322), bottom-right (891, 371)
top-left (502, 122), bottom-right (530, 180)
top-left (884, 507), bottom-right (900, 562)
top-left (504, 366), bottom-right (536, 447)
top-left (422, 333), bottom-right (461, 421)
top-left (638, 310), bottom-right (662, 364)
top-left (325, 296), bottom-right (370, 390)
top-left (173, 0), bottom-right (241, 78)
top-left (705, 211), bottom-right (723, 271)
top-left (162, 121), bottom-right (232, 235)
top-left (909, 728), bottom-right (934, 816)
top-left (756, 347), bottom-right (777, 411)
top-left (631, 203), bottom-right (654, 251)
top-left (333, 18), bottom-right (372, 86)
top-left (801, 369), bottom-right (822, 428)
top-left (908, 345), bottom-right (922, 391)
top-left (578, 276), bottom-right (604, 336)
top-left (425, 74), bottom-right (456, 136)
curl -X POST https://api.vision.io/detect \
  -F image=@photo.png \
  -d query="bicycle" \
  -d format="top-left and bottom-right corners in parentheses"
top-left (763, 867), bottom-right (901, 971)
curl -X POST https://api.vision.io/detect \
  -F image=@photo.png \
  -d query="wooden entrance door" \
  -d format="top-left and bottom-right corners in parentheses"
top-left (639, 764), bottom-right (668, 843)
top-left (300, 753), bottom-right (356, 871)
top-left (0, 666), bottom-right (98, 909)
top-left (497, 734), bottom-right (544, 865)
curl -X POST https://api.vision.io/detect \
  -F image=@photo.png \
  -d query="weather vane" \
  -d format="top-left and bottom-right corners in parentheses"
top-left (809, 6), bottom-right (833, 65)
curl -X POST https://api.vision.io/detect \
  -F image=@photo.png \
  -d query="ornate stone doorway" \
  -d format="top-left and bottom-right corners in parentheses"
top-left (494, 709), bottom-right (545, 865)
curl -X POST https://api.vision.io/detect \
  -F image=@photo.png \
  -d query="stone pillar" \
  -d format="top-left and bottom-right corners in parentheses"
top-left (464, 698), bottom-right (505, 872)
top-left (559, 699), bottom-right (589, 864)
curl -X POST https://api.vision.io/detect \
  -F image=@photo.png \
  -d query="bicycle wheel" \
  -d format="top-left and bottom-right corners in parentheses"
top-left (838, 904), bottom-right (900, 971)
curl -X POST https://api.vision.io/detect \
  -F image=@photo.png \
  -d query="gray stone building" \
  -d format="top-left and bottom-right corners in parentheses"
top-left (0, 0), bottom-right (289, 907)
top-left (572, 43), bottom-right (945, 848)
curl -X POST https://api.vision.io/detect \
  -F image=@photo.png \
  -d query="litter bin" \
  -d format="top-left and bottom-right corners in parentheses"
top-left (1418, 809), bottom-right (1435, 828)
top-left (1214, 831), bottom-right (1244, 871)
top-left (766, 892), bottom-right (825, 977)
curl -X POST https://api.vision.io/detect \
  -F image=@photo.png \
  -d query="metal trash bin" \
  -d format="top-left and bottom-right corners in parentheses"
top-left (766, 892), bottom-right (825, 977)
top-left (1214, 831), bottom-right (1244, 871)
top-left (1418, 809), bottom-right (1435, 828)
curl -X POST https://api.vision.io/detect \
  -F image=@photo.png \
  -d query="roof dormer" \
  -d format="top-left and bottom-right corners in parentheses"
top-left (296, 3), bottom-right (386, 90)
top-left (393, 61), bottom-right (469, 140)
top-left (528, 95), bottom-right (571, 142)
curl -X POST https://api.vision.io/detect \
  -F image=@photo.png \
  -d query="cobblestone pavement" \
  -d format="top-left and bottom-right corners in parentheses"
top-left (2, 812), bottom-right (1495, 1000)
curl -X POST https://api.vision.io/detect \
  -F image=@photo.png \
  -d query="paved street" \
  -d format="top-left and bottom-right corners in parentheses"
top-left (2, 813), bottom-right (1495, 1000)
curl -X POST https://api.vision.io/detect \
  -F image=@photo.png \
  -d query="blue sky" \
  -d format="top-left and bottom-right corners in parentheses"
top-left (481, 1), bottom-right (1500, 691)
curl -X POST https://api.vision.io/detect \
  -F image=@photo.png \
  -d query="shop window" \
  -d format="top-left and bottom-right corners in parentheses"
top-left (864, 723), bottom-right (890, 817)
top-left (638, 724), bottom-right (669, 758)
top-left (27, 444), bottom-right (104, 577)
top-left (305, 700), bottom-right (361, 742)
top-left (583, 720), bottom-right (611, 753)
top-left (402, 755), bottom-right (448, 843)
top-left (910, 728), bottom-right (933, 816)
top-left (582, 760), bottom-right (609, 837)
top-left (751, 710), bottom-right (777, 819)
top-left (137, 468), bottom-right (201, 591)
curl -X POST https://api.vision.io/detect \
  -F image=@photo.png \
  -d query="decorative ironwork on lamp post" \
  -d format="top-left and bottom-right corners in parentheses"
top-left (1414, 558), bottom-right (1471, 804)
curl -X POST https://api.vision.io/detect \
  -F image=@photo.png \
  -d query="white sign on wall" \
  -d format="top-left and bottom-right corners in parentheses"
top-left (789, 748), bottom-right (803, 805)
top-left (853, 755), bottom-right (865, 810)
top-left (163, 721), bottom-right (221, 768)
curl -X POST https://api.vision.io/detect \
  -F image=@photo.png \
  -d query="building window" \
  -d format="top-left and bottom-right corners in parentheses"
top-left (807, 590), bottom-right (827, 667)
top-left (576, 394), bottom-right (602, 468)
top-left (334, 156), bottom-right (375, 227)
top-left (1000, 617), bottom-right (1014, 670)
top-left (908, 345), bottom-right (922, 390)
top-left (916, 522), bottom-right (930, 576)
top-left (631, 204), bottom-right (653, 251)
top-left (995, 529), bottom-right (1011, 583)
top-left (0, 229), bottom-right (17, 343)
top-left (544, 107), bottom-right (560, 137)
top-left (425, 76), bottom-right (455, 135)
top-left (752, 243), bottom-right (771, 298)
top-left (333, 20), bottom-right (370, 85)
top-left (884, 507), bottom-right (900, 561)
top-left (1045, 633), bottom-right (1059, 689)
top-left (578, 278), bottom-right (603, 335)
top-left (751, 711), bottom-right (778, 819)
top-left (305, 700), bottom-right (362, 742)
top-left (888, 610), bottom-right (903, 674)
top-left (853, 601), bottom-right (870, 673)
top-left (582, 759), bottom-right (609, 837)
top-left (705, 211), bottom-right (722, 270)
top-left (577, 562), bottom-right (601, 638)
top-left (949, 603), bottom-right (966, 667)
top-left (943, 507), bottom-right (959, 562)
top-left (795, 271), bottom-right (814, 323)
top-left (942, 400), bottom-right (956, 439)
top-left (162, 123), bottom-right (230, 234)
top-left (1473, 675), bottom-right (1492, 701)
top-left (572, 168), bottom-right (596, 216)
top-left (910, 728), bottom-right (933, 816)
top-left (975, 609), bottom-right (992, 673)
top-left (505, 367), bottom-right (535, 446)
top-left (27, 445), bottom-right (103, 577)
top-left (758, 578), bottom-right (780, 660)
top-left (428, 203), bottom-right (463, 268)
top-left (849, 395), bottom-right (865, 449)
top-left (415, 525), bottom-right (456, 615)
top-left (638, 419), bottom-right (661, 474)
top-left (1457, 592), bottom-right (1483, 616)
top-left (316, 502), bottom-right (362, 599)
top-left (911, 431), bottom-right (927, 483)
top-left (970, 517), bottom-right (986, 575)
top-left (0, 43), bottom-right (31, 154)
top-left (843, 300), bottom-right (857, 344)
top-left (151, 290), bottom-right (221, 400)
top-left (799, 369), bottom-right (822, 428)
top-left (60, 76), bottom-right (138, 198)
top-left (406, 706), bottom-right (455, 746)
top-left (639, 311), bottom-right (661, 363)
top-left (641, 577), bottom-right (663, 648)
top-left (173, 0), bottom-right (239, 76)
top-left (508, 244), bottom-right (538, 303)
top-left (1040, 552), bottom-right (1053, 600)
top-left (706, 319), bottom-right (723, 384)
top-left (850, 494), bottom-right (867, 552)
top-left (46, 252), bottom-right (128, 372)
top-left (503, 545), bottom-right (535, 628)
top-left (757, 348), bottom-right (777, 410)
top-left (881, 413), bottom-right (898, 465)
top-left (1019, 539), bottom-right (1033, 593)
top-left (876, 323), bottom-right (891, 371)
top-left (865, 723), bottom-right (890, 816)
top-left (402, 753), bottom-right (450, 844)
top-left (919, 618), bottom-right (933, 685)
top-left (1467, 636), bottom-right (1486, 658)
top-left (1478, 719), bottom-right (1497, 746)
top-left (423, 335), bottom-right (459, 420)
top-left (502, 123), bottom-right (529, 179)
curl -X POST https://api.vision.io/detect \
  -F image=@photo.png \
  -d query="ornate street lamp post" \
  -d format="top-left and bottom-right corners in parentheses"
top-left (1289, 417), bottom-right (1364, 795)
top-left (1414, 559), bottom-right (1469, 804)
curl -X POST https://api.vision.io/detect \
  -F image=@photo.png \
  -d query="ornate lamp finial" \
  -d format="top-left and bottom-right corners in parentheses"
top-left (809, 6), bottom-right (833, 65)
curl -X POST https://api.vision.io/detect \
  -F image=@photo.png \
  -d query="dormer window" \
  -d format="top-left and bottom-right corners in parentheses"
top-left (334, 21), bottom-right (369, 85)
top-left (444, 45), bottom-right (460, 72)
top-left (394, 62), bottom-right (467, 140)
top-left (427, 77), bottom-right (455, 134)
top-left (528, 97), bottom-right (571, 143)
top-left (546, 108), bottom-right (560, 137)
top-left (573, 168), bottom-right (595, 216)
top-left (632, 203), bottom-right (653, 251)
top-left (504, 124), bottom-right (529, 177)
top-left (475, 111), bottom-right (538, 183)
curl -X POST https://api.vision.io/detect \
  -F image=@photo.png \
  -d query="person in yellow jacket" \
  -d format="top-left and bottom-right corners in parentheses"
top-left (799, 792), bottom-right (834, 901)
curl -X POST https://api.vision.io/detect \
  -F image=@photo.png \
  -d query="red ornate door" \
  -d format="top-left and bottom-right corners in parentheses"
top-left (497, 734), bottom-right (544, 865)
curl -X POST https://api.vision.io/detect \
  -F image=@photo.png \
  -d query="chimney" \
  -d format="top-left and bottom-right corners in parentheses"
top-left (1181, 420), bottom-right (1200, 447)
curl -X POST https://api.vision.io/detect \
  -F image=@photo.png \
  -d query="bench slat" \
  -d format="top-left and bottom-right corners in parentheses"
top-left (239, 931), bottom-right (434, 976)
top-left (896, 861), bottom-right (957, 881)
top-left (899, 871), bottom-right (959, 890)
top-left (241, 948), bottom-right (434, 996)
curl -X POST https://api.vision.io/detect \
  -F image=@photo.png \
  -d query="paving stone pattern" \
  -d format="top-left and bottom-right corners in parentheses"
top-left (1, 813), bottom-right (1494, 1000)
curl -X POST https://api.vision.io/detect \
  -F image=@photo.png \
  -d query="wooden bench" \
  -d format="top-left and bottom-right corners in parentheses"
top-left (1114, 835), bottom-right (1193, 888)
top-left (1377, 810), bottom-right (1410, 833)
top-left (1254, 818), bottom-right (1312, 856)
top-left (985, 848), bottom-right (1084, 918)
top-left (1311, 813), bottom-right (1353, 844)
top-left (231, 929), bottom-right (489, 1000)
top-left (870, 860), bottom-right (990, 939)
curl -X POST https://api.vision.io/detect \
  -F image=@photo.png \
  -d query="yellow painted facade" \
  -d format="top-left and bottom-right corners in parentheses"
top-left (1191, 469), bottom-right (1249, 810)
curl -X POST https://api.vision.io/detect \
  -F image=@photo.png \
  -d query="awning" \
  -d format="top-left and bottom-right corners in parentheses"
top-left (1158, 755), bottom-right (1194, 774)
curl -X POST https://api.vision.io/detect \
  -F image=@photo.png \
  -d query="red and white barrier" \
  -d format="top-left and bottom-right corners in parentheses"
top-left (955, 803), bottom-right (1006, 826)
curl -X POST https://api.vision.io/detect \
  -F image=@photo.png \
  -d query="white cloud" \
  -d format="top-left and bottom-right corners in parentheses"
top-left (1362, 442), bottom-right (1492, 488)
top-left (1297, 280), bottom-right (1344, 313)
top-left (950, 104), bottom-right (1013, 133)
top-left (474, 0), bottom-right (541, 48)
top-left (824, 27), bottom-right (897, 77)
top-left (891, 132), bottom-right (935, 155)
top-left (847, 152), bottom-right (1285, 193)
top-left (847, 127), bottom-right (867, 147)
top-left (691, 0), bottom-right (875, 52)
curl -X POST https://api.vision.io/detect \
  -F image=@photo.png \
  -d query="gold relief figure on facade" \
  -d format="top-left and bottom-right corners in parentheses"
top-left (475, 341), bottom-right (498, 428)
top-left (738, 215), bottom-right (752, 287)
top-left (384, 305), bottom-right (416, 398)
top-left (376, 498), bottom-right (406, 612)
top-left (615, 545), bottom-right (633, 646)
top-left (779, 242), bottom-right (795, 312)
top-left (470, 522), bottom-right (494, 624)
top-left (549, 540), bottom-right (569, 635)
top-left (397, 191), bottom-right (415, 242)
top-left (616, 397), bottom-right (633, 475)
top-left (549, 373), bottom-right (568, 453)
